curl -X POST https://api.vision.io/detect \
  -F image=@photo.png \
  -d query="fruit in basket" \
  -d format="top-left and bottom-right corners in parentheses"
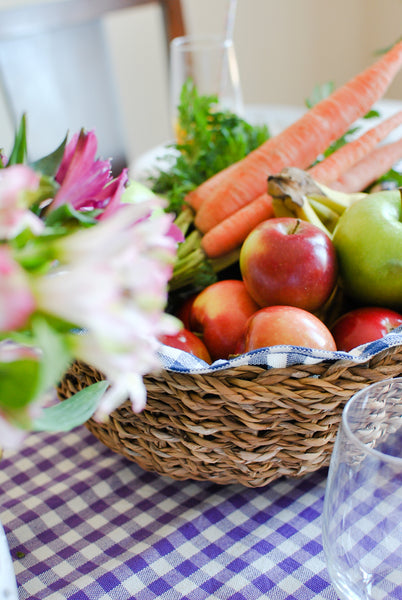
top-left (190, 280), bottom-right (259, 361)
top-left (330, 306), bottom-right (402, 352)
top-left (239, 217), bottom-right (338, 312)
top-left (174, 294), bottom-right (197, 329)
top-left (332, 190), bottom-right (402, 310)
top-left (242, 305), bottom-right (337, 352)
top-left (159, 329), bottom-right (211, 363)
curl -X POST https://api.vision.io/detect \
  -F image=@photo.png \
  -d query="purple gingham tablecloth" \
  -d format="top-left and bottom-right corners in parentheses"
top-left (0, 427), bottom-right (340, 600)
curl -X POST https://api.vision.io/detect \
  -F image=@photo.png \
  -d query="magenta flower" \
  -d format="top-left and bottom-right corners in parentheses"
top-left (50, 130), bottom-right (127, 214)
top-left (96, 167), bottom-right (129, 220)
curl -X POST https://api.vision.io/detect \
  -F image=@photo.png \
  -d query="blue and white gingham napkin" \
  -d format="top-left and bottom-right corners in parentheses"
top-left (158, 326), bottom-right (402, 375)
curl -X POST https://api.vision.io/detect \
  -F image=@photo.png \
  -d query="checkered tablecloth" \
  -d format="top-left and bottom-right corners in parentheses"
top-left (0, 427), bottom-right (339, 600)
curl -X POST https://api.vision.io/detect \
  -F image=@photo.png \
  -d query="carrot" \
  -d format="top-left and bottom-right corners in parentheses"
top-left (307, 110), bottom-right (402, 185)
top-left (201, 193), bottom-right (274, 258)
top-left (331, 137), bottom-right (402, 192)
top-left (194, 40), bottom-right (402, 233)
top-left (185, 163), bottom-right (238, 211)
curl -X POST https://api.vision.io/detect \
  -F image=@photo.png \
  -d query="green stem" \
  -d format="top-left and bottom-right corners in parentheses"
top-left (169, 209), bottom-right (240, 293)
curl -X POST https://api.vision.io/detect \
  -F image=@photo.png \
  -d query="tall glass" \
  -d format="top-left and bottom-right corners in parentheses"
top-left (169, 34), bottom-right (244, 139)
top-left (322, 377), bottom-right (402, 600)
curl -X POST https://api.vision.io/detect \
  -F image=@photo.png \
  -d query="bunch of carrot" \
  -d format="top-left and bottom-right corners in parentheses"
top-left (185, 40), bottom-right (402, 259)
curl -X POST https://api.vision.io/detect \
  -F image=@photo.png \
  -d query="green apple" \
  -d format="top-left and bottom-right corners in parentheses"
top-left (332, 190), bottom-right (402, 310)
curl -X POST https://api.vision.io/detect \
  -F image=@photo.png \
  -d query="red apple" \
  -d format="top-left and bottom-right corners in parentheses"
top-left (242, 306), bottom-right (337, 352)
top-left (330, 306), bottom-right (402, 352)
top-left (239, 217), bottom-right (338, 312)
top-left (174, 294), bottom-right (197, 329)
top-left (190, 280), bottom-right (259, 360)
top-left (159, 328), bottom-right (212, 363)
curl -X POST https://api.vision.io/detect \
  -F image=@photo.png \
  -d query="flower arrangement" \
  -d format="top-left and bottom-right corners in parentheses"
top-left (0, 116), bottom-right (182, 448)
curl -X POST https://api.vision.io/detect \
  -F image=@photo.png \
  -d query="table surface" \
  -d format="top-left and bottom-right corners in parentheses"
top-left (0, 427), bottom-right (340, 600)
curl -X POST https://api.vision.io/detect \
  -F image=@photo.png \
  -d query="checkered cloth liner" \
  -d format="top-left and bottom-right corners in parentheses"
top-left (158, 326), bottom-right (402, 374)
top-left (0, 428), bottom-right (340, 600)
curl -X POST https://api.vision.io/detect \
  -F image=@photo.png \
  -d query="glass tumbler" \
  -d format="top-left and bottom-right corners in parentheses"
top-left (169, 34), bottom-right (244, 138)
top-left (322, 377), bottom-right (402, 600)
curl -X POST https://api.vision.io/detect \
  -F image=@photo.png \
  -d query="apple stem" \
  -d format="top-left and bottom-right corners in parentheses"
top-left (291, 219), bottom-right (302, 235)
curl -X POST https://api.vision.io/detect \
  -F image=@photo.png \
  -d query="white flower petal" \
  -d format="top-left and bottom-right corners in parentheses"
top-left (33, 203), bottom-right (180, 420)
top-left (93, 373), bottom-right (147, 422)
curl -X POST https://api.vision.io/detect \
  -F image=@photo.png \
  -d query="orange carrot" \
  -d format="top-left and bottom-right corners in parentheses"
top-left (185, 163), bottom-right (238, 211)
top-left (194, 40), bottom-right (402, 233)
top-left (308, 110), bottom-right (402, 185)
top-left (201, 193), bottom-right (274, 258)
top-left (331, 137), bottom-right (402, 192)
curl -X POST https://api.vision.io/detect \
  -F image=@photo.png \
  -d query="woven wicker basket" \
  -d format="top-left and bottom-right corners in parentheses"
top-left (57, 343), bottom-right (402, 487)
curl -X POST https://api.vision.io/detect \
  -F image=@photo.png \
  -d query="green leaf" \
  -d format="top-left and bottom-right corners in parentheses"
top-left (32, 317), bottom-right (72, 398)
top-left (8, 114), bottom-right (27, 165)
top-left (44, 203), bottom-right (99, 227)
top-left (30, 134), bottom-right (68, 177)
top-left (369, 167), bottom-right (402, 190)
top-left (0, 358), bottom-right (40, 411)
top-left (32, 381), bottom-right (109, 432)
top-left (363, 109), bottom-right (380, 119)
top-left (374, 37), bottom-right (402, 56)
top-left (305, 82), bottom-right (335, 109)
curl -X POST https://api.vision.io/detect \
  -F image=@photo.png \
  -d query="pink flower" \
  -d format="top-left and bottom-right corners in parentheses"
top-left (167, 220), bottom-right (185, 244)
top-left (96, 168), bottom-right (129, 220)
top-left (0, 246), bottom-right (36, 331)
top-left (0, 164), bottom-right (42, 238)
top-left (51, 130), bottom-right (127, 214)
top-left (0, 339), bottom-right (40, 362)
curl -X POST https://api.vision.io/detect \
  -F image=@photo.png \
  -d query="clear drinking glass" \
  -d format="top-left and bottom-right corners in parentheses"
top-left (322, 377), bottom-right (402, 600)
top-left (169, 34), bottom-right (244, 138)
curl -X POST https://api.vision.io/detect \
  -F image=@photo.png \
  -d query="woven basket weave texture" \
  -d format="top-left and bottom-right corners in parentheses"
top-left (58, 345), bottom-right (402, 487)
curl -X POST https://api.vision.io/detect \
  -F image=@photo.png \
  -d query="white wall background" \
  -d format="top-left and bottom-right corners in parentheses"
top-left (0, 0), bottom-right (401, 167)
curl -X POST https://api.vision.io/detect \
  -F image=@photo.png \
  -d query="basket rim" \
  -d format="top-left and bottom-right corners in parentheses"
top-left (157, 329), bottom-right (402, 375)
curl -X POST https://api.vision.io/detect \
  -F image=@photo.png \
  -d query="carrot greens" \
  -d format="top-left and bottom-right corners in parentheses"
top-left (151, 79), bottom-right (270, 214)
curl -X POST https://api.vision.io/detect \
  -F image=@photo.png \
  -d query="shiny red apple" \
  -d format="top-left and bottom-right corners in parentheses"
top-left (239, 217), bottom-right (338, 312)
top-left (242, 305), bottom-right (337, 352)
top-left (159, 328), bottom-right (212, 363)
top-left (190, 279), bottom-right (259, 360)
top-left (330, 306), bottom-right (402, 351)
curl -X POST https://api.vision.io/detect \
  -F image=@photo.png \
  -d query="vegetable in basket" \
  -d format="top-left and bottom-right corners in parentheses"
top-left (166, 40), bottom-right (402, 297)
